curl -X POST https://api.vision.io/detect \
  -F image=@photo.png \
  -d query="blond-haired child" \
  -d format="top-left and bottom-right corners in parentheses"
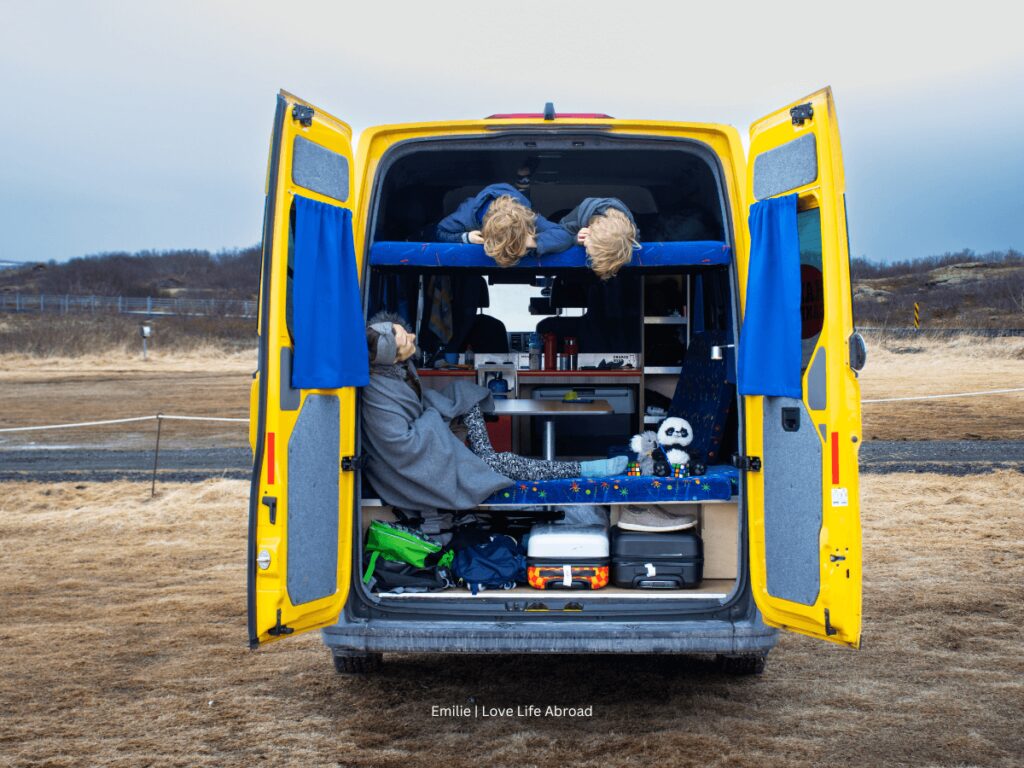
top-left (433, 183), bottom-right (573, 267)
top-left (560, 198), bottom-right (640, 280)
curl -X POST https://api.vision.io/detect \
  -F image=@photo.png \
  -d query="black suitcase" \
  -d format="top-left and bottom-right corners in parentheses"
top-left (610, 526), bottom-right (703, 589)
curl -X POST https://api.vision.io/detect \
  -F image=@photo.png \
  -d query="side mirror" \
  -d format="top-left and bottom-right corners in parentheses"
top-left (849, 332), bottom-right (867, 372)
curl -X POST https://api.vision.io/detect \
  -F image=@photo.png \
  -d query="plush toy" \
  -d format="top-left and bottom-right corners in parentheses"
top-left (628, 430), bottom-right (660, 476)
top-left (629, 417), bottom-right (703, 477)
top-left (657, 417), bottom-right (693, 467)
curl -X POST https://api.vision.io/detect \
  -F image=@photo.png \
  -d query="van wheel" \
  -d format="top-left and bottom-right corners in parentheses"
top-left (715, 653), bottom-right (767, 675)
top-left (332, 651), bottom-right (383, 674)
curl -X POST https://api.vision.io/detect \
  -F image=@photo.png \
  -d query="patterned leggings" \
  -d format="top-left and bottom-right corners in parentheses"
top-left (463, 405), bottom-right (582, 480)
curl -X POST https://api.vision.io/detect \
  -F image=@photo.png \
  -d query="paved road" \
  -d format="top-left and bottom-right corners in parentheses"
top-left (1, 442), bottom-right (1021, 483)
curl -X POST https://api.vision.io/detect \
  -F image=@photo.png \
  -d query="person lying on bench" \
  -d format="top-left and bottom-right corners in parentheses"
top-left (559, 197), bottom-right (640, 280)
top-left (362, 312), bottom-right (627, 513)
top-left (433, 183), bottom-right (573, 267)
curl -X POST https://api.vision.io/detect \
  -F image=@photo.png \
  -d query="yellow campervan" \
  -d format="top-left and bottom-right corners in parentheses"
top-left (248, 89), bottom-right (865, 674)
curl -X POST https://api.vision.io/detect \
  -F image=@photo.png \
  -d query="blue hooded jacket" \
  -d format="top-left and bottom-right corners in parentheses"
top-left (558, 197), bottom-right (637, 236)
top-left (434, 183), bottom-right (574, 256)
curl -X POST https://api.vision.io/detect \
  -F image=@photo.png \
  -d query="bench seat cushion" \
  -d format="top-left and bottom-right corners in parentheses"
top-left (481, 465), bottom-right (738, 506)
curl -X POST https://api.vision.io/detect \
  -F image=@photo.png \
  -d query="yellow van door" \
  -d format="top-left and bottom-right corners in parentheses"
top-left (742, 87), bottom-right (863, 648)
top-left (247, 92), bottom-right (360, 647)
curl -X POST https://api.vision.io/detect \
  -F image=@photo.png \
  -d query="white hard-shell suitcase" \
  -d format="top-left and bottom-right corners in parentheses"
top-left (526, 524), bottom-right (610, 590)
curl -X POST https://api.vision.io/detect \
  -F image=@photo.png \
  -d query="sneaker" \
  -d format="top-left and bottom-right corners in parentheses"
top-left (616, 505), bottom-right (698, 532)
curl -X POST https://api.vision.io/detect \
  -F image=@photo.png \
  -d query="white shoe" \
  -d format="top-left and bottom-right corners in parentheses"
top-left (616, 505), bottom-right (698, 532)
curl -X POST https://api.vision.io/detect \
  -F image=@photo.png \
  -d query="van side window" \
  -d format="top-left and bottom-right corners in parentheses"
top-left (797, 206), bottom-right (824, 369)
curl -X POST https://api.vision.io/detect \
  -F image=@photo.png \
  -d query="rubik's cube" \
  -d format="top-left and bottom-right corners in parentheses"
top-left (672, 464), bottom-right (687, 478)
top-left (627, 462), bottom-right (643, 477)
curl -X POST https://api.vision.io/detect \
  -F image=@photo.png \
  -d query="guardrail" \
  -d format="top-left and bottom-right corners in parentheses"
top-left (0, 293), bottom-right (257, 318)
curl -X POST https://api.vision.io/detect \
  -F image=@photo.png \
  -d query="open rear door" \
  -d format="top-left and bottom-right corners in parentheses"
top-left (248, 91), bottom-right (363, 647)
top-left (741, 88), bottom-right (863, 647)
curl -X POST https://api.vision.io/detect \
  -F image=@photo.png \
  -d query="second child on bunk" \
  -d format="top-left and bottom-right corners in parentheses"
top-left (559, 197), bottom-right (640, 280)
top-left (434, 183), bottom-right (573, 267)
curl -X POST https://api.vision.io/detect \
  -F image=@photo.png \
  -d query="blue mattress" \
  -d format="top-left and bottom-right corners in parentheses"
top-left (369, 241), bottom-right (732, 269)
top-left (482, 465), bottom-right (739, 506)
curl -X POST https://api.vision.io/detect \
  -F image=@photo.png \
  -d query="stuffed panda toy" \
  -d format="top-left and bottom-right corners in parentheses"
top-left (629, 417), bottom-right (704, 477)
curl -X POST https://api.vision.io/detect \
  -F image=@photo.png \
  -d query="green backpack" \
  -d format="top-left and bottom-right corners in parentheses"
top-left (362, 520), bottom-right (454, 583)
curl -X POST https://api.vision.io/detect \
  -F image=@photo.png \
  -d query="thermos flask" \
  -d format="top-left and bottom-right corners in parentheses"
top-left (543, 332), bottom-right (557, 371)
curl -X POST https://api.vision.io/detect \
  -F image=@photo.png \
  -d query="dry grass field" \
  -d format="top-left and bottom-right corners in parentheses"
top-left (862, 335), bottom-right (1024, 441)
top-left (0, 351), bottom-right (254, 449)
top-left (0, 334), bottom-right (1022, 449)
top-left (1, 472), bottom-right (1022, 768)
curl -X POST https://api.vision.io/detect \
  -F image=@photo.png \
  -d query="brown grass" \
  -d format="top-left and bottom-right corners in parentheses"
top-left (0, 314), bottom-right (256, 357)
top-left (0, 351), bottom-right (254, 449)
top-left (860, 334), bottom-right (1024, 440)
top-left (1, 473), bottom-right (1022, 767)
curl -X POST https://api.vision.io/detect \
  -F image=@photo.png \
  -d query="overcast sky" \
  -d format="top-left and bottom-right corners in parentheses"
top-left (1, 1), bottom-right (1021, 264)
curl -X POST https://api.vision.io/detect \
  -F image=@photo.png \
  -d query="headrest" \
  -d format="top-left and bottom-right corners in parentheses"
top-left (474, 277), bottom-right (490, 309)
top-left (550, 278), bottom-right (590, 308)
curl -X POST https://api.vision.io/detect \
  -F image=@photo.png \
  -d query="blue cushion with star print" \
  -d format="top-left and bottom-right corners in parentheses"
top-left (481, 465), bottom-right (738, 506)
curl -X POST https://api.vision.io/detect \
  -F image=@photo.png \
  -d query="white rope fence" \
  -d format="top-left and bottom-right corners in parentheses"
top-left (861, 387), bottom-right (1024, 404)
top-left (0, 415), bottom-right (159, 433)
top-left (0, 413), bottom-right (248, 433)
top-left (0, 413), bottom-right (250, 494)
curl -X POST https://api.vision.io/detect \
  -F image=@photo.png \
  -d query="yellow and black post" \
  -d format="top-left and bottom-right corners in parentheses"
top-left (913, 302), bottom-right (920, 331)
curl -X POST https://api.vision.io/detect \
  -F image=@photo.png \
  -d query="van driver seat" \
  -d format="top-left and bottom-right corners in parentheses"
top-left (455, 278), bottom-right (508, 353)
top-left (535, 277), bottom-right (588, 346)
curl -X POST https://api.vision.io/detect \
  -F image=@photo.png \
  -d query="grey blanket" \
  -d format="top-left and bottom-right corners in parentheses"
top-left (361, 361), bottom-right (512, 513)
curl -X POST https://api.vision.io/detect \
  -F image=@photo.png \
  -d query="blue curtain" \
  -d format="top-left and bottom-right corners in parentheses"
top-left (737, 194), bottom-right (802, 397)
top-left (291, 195), bottom-right (369, 389)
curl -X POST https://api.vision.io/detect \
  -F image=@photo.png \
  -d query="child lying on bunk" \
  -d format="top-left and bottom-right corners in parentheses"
top-left (433, 183), bottom-right (573, 267)
top-left (361, 312), bottom-right (627, 514)
top-left (559, 197), bottom-right (640, 280)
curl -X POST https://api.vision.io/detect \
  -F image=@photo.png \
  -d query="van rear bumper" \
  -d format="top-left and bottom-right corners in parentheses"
top-left (321, 616), bottom-right (778, 655)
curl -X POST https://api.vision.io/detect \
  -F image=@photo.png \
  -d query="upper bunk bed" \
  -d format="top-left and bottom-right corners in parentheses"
top-left (368, 241), bottom-right (732, 269)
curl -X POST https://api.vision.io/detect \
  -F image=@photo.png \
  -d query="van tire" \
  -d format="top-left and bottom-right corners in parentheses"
top-left (715, 653), bottom-right (767, 675)
top-left (332, 652), bottom-right (383, 674)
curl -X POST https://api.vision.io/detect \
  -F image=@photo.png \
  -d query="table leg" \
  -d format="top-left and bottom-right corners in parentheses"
top-left (542, 417), bottom-right (556, 461)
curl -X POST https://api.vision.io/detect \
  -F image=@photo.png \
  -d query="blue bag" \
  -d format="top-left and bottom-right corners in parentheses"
top-left (451, 534), bottom-right (527, 595)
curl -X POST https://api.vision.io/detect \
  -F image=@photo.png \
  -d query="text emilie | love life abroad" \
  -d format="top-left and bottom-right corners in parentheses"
top-left (431, 704), bottom-right (593, 719)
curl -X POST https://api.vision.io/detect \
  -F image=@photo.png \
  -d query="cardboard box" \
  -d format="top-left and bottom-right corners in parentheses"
top-left (701, 502), bottom-right (738, 579)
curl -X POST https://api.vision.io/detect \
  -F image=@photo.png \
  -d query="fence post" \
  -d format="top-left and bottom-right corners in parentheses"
top-left (151, 414), bottom-right (163, 497)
